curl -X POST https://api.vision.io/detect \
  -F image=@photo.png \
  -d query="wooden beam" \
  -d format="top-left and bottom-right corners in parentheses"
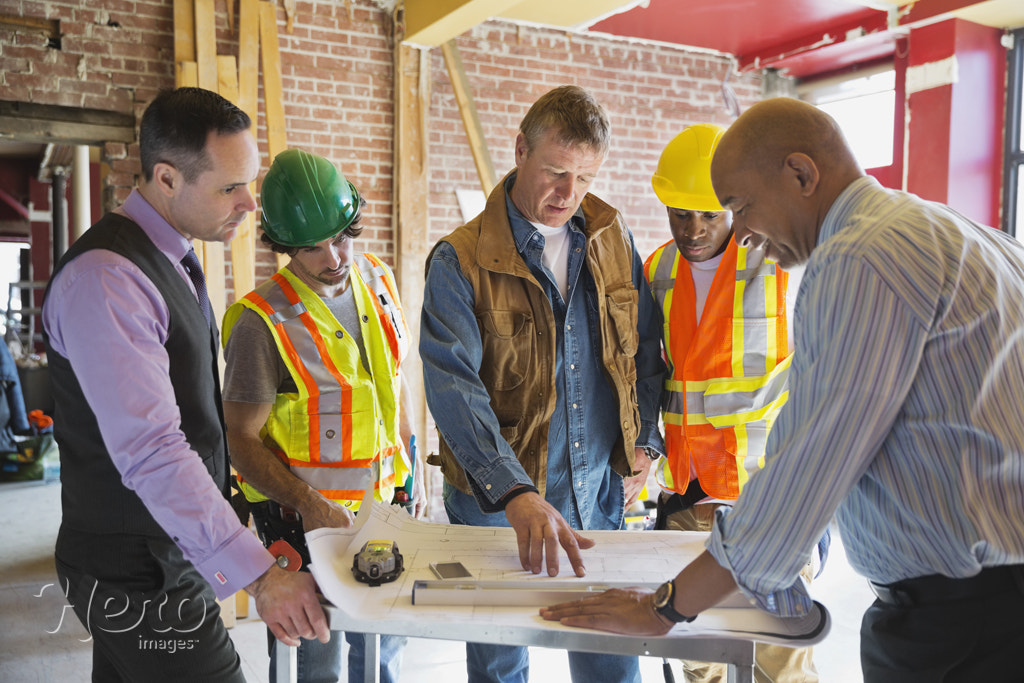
top-left (233, 0), bottom-right (261, 297)
top-left (403, 0), bottom-right (519, 47)
top-left (172, 0), bottom-right (195, 64)
top-left (259, 1), bottom-right (287, 162)
top-left (0, 101), bottom-right (134, 146)
top-left (440, 40), bottom-right (496, 195)
top-left (176, 60), bottom-right (199, 87)
top-left (499, 0), bottom-right (649, 27)
top-left (220, 52), bottom-right (256, 302)
top-left (258, 0), bottom-right (289, 271)
top-left (194, 0), bottom-right (218, 91)
top-left (0, 12), bottom-right (60, 44)
top-left (393, 41), bottom-right (431, 466)
top-left (237, 0), bottom-right (260, 125)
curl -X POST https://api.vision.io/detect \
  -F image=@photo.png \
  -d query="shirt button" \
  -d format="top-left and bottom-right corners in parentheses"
top-left (572, 403), bottom-right (577, 409)
top-left (336, 330), bottom-right (344, 338)
top-left (485, 484), bottom-right (492, 490)
top-left (566, 325), bottom-right (571, 331)
top-left (325, 430), bottom-right (336, 439)
top-left (362, 314), bottom-right (369, 322)
top-left (569, 364), bottom-right (575, 370)
top-left (574, 441), bottom-right (579, 448)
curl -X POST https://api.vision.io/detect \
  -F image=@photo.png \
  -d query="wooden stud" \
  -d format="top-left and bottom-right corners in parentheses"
top-left (172, 0), bottom-right (195, 64)
top-left (441, 40), bottom-right (496, 195)
top-left (194, 0), bottom-right (218, 92)
top-left (259, 1), bottom-right (287, 162)
top-left (176, 60), bottom-right (199, 87)
top-left (393, 41), bottom-right (431, 466)
top-left (237, 0), bottom-right (260, 124)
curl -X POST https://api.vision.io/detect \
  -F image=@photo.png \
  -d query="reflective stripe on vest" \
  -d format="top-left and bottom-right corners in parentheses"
top-left (355, 252), bottom-right (409, 366)
top-left (645, 238), bottom-right (790, 498)
top-left (228, 257), bottom-right (408, 507)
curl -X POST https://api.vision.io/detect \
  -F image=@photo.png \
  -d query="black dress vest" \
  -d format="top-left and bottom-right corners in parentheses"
top-left (44, 213), bottom-right (229, 538)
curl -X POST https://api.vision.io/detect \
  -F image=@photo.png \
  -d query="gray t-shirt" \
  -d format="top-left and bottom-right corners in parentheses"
top-left (222, 283), bottom-right (367, 403)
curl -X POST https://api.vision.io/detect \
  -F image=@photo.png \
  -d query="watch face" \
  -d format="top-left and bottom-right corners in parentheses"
top-left (654, 580), bottom-right (672, 607)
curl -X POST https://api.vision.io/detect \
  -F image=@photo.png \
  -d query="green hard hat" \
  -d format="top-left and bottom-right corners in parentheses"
top-left (260, 149), bottom-right (361, 247)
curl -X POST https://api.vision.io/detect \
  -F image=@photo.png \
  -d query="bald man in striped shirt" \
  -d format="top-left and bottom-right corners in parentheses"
top-left (543, 97), bottom-right (1024, 682)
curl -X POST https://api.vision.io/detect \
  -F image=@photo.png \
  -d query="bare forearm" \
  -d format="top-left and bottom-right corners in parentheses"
top-left (228, 432), bottom-right (325, 516)
top-left (673, 550), bottom-right (740, 617)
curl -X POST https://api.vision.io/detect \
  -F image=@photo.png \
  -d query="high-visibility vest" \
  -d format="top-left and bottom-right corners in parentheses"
top-left (644, 238), bottom-right (790, 500)
top-left (223, 253), bottom-right (410, 509)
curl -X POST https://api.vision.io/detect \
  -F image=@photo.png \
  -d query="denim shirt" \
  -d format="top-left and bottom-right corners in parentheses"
top-left (421, 180), bottom-right (665, 531)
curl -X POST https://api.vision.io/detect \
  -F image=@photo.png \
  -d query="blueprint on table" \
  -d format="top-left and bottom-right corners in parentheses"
top-left (306, 502), bottom-right (830, 648)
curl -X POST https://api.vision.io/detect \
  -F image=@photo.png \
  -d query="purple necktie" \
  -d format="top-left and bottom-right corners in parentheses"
top-left (181, 247), bottom-right (212, 326)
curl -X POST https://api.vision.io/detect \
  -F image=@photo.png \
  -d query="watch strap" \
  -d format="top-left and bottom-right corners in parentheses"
top-left (654, 580), bottom-right (697, 623)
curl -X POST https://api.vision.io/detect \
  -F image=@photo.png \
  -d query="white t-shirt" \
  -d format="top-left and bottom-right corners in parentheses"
top-left (689, 252), bottom-right (725, 324)
top-left (532, 221), bottom-right (571, 301)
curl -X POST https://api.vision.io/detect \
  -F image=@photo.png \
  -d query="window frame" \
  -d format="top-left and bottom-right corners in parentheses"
top-left (1004, 27), bottom-right (1024, 237)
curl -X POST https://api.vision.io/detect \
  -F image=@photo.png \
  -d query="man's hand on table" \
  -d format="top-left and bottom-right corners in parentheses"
top-left (539, 587), bottom-right (673, 636)
top-left (246, 565), bottom-right (331, 646)
top-left (504, 490), bottom-right (595, 577)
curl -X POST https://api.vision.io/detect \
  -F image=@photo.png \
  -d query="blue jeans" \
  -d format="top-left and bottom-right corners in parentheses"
top-left (268, 629), bottom-right (406, 683)
top-left (446, 489), bottom-right (641, 683)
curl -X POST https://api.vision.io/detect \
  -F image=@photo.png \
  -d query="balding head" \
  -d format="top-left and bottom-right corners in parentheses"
top-left (709, 98), bottom-right (864, 268)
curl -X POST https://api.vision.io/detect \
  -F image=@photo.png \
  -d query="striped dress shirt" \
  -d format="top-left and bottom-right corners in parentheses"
top-left (706, 176), bottom-right (1024, 616)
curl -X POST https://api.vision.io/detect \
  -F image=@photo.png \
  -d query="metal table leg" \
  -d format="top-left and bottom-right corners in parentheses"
top-left (726, 642), bottom-right (755, 683)
top-left (275, 638), bottom-right (296, 683)
top-left (361, 632), bottom-right (381, 683)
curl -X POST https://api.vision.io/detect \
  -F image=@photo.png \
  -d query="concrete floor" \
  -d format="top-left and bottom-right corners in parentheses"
top-left (0, 479), bottom-right (873, 682)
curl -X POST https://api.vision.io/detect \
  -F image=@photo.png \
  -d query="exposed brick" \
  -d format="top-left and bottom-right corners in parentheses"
top-left (0, 0), bottom-right (766, 517)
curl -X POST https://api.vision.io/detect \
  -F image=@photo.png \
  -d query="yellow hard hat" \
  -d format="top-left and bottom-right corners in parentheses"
top-left (651, 123), bottom-right (726, 211)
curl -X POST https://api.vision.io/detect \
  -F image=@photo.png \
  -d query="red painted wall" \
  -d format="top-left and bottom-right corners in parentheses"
top-left (905, 19), bottom-right (1005, 227)
top-left (947, 20), bottom-right (1005, 228)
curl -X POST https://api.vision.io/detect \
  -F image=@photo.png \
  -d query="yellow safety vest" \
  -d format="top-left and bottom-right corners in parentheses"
top-left (644, 239), bottom-right (791, 500)
top-left (223, 253), bottom-right (410, 509)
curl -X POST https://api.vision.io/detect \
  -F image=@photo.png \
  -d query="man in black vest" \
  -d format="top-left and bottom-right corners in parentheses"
top-left (42, 87), bottom-right (329, 681)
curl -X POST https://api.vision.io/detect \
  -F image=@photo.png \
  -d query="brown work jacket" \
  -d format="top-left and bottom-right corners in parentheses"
top-left (429, 174), bottom-right (642, 499)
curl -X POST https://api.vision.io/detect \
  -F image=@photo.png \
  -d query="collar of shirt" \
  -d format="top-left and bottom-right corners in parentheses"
top-left (817, 175), bottom-right (881, 248)
top-left (120, 189), bottom-right (194, 266)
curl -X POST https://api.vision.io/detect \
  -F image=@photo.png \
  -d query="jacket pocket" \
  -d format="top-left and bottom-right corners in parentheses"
top-left (477, 309), bottom-right (534, 391)
top-left (604, 284), bottom-right (639, 357)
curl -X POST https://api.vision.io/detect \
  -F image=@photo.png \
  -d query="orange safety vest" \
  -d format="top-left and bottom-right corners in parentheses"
top-left (644, 238), bottom-right (791, 500)
top-left (222, 253), bottom-right (410, 508)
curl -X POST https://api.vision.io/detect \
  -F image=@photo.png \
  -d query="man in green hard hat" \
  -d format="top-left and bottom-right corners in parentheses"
top-left (221, 148), bottom-right (421, 683)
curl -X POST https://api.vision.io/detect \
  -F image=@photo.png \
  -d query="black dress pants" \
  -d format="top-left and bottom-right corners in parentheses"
top-left (55, 527), bottom-right (246, 683)
top-left (861, 566), bottom-right (1024, 682)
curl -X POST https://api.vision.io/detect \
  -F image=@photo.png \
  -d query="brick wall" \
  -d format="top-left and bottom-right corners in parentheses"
top-left (1, 0), bottom-right (762, 520)
top-left (429, 23), bottom-right (761, 259)
top-left (1, 0), bottom-right (760, 285)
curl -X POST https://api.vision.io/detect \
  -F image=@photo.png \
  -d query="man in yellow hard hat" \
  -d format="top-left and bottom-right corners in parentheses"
top-left (643, 123), bottom-right (817, 682)
top-left (221, 149), bottom-right (420, 683)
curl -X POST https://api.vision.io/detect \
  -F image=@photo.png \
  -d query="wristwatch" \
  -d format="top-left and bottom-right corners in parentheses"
top-left (652, 580), bottom-right (697, 623)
